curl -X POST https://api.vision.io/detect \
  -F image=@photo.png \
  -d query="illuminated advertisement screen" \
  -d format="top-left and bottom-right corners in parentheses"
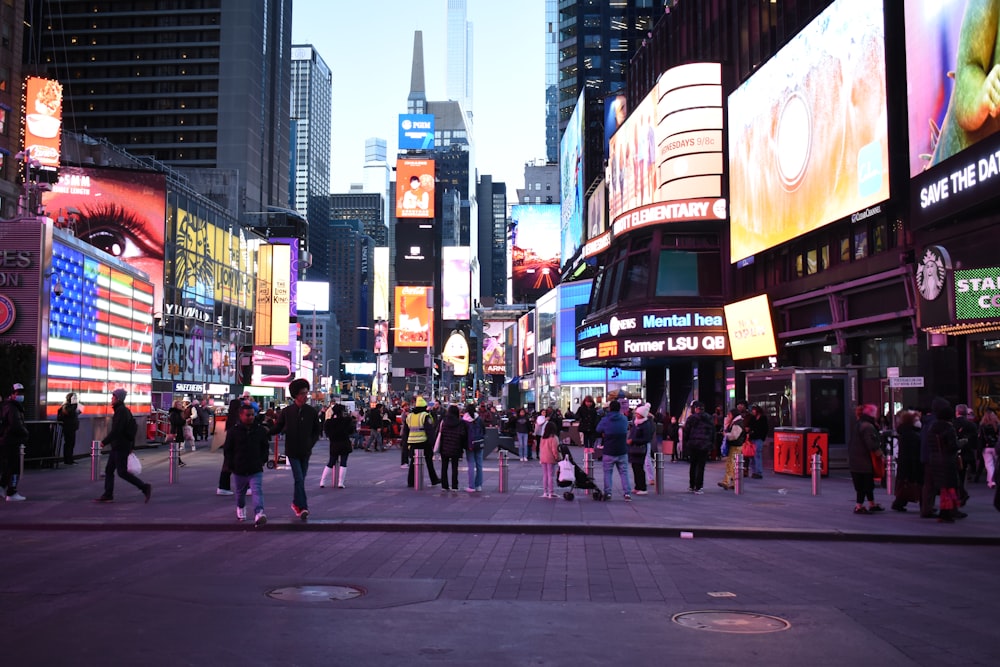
top-left (270, 237), bottom-right (300, 318)
top-left (374, 320), bottom-right (389, 354)
top-left (587, 180), bottom-right (606, 241)
top-left (728, 0), bottom-right (889, 264)
top-left (251, 347), bottom-right (292, 389)
top-left (254, 244), bottom-right (291, 346)
top-left (560, 91), bottom-right (585, 269)
top-left (906, 2), bottom-right (1000, 226)
top-left (441, 246), bottom-right (471, 320)
top-left (398, 113), bottom-right (435, 150)
top-left (395, 222), bottom-right (436, 284)
top-left (373, 246), bottom-right (390, 321)
top-left (955, 268), bottom-right (1000, 321)
top-left (607, 63), bottom-right (726, 239)
top-left (510, 205), bottom-right (561, 302)
top-left (170, 205), bottom-right (252, 310)
top-left (482, 320), bottom-right (507, 375)
top-left (23, 76), bottom-right (63, 170)
top-left (442, 330), bottom-right (470, 377)
top-left (46, 241), bottom-right (154, 417)
top-left (394, 285), bottom-right (433, 348)
top-left (395, 159), bottom-right (435, 218)
top-left (43, 166), bottom-right (167, 314)
top-left (517, 311), bottom-right (535, 377)
top-left (724, 294), bottom-right (778, 361)
top-left (604, 92), bottom-right (627, 162)
top-left (297, 280), bottom-right (330, 312)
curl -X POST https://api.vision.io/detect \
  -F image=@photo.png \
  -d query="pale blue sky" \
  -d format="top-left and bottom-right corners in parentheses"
top-left (291, 0), bottom-right (547, 199)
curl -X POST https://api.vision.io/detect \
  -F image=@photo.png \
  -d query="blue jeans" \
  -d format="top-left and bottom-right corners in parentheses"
top-left (603, 453), bottom-right (631, 496)
top-left (233, 472), bottom-right (264, 516)
top-left (466, 448), bottom-right (484, 489)
top-left (517, 432), bottom-right (529, 459)
top-left (288, 456), bottom-right (309, 510)
top-left (750, 439), bottom-right (764, 475)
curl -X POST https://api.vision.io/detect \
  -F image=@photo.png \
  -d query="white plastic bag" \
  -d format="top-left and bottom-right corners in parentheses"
top-left (558, 458), bottom-right (575, 483)
top-left (127, 452), bottom-right (142, 475)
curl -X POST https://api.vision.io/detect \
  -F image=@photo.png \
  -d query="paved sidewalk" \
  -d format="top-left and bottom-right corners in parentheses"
top-left (2, 440), bottom-right (998, 543)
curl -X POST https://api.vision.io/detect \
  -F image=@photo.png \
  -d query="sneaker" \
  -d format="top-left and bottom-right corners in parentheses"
top-left (94, 495), bottom-right (113, 502)
top-left (475, 486), bottom-right (482, 492)
top-left (143, 484), bottom-right (153, 503)
top-left (688, 487), bottom-right (695, 493)
top-left (236, 506), bottom-right (246, 521)
top-left (216, 488), bottom-right (234, 496)
top-left (6, 493), bottom-right (27, 502)
top-left (299, 508), bottom-right (309, 521)
top-left (694, 488), bottom-right (704, 495)
top-left (624, 494), bottom-right (632, 502)
top-left (291, 503), bottom-right (303, 517)
top-left (254, 512), bottom-right (267, 527)
top-left (751, 474), bottom-right (763, 479)
top-left (634, 490), bottom-right (648, 495)
top-left (465, 487), bottom-right (476, 493)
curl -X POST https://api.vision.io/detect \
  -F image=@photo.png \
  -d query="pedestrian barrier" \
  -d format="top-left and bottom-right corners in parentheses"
top-left (733, 451), bottom-right (744, 495)
top-left (811, 448), bottom-right (822, 495)
top-left (413, 449), bottom-right (424, 490)
top-left (168, 441), bottom-right (181, 484)
top-left (583, 448), bottom-right (594, 477)
top-left (498, 450), bottom-right (509, 493)
top-left (91, 440), bottom-right (101, 481)
top-left (654, 452), bottom-right (665, 495)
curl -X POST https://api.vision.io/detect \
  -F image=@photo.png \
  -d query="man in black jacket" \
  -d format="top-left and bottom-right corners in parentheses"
top-left (269, 379), bottom-right (321, 520)
top-left (0, 382), bottom-right (30, 501)
top-left (683, 401), bottom-right (716, 494)
top-left (95, 389), bottom-right (152, 503)
top-left (224, 403), bottom-right (270, 526)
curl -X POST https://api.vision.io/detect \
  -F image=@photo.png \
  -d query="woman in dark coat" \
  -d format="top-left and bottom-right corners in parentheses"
top-left (321, 404), bottom-right (355, 489)
top-left (167, 399), bottom-right (186, 467)
top-left (926, 400), bottom-right (965, 522)
top-left (891, 410), bottom-right (924, 512)
top-left (847, 404), bottom-right (883, 514)
top-left (576, 396), bottom-right (599, 450)
top-left (57, 392), bottom-right (81, 465)
top-left (435, 404), bottom-right (468, 492)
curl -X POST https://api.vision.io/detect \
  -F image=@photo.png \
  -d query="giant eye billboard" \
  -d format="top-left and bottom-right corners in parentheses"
top-left (728, 0), bottom-right (890, 263)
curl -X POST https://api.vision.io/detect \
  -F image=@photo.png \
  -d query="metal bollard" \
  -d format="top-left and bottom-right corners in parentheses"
top-left (884, 452), bottom-right (895, 495)
top-left (18, 443), bottom-right (25, 481)
top-left (413, 449), bottom-right (424, 490)
top-left (655, 452), bottom-right (665, 495)
top-left (498, 450), bottom-right (509, 493)
top-left (811, 450), bottom-right (822, 495)
top-left (583, 448), bottom-right (593, 477)
top-left (91, 440), bottom-right (102, 481)
top-left (733, 450), bottom-right (743, 495)
top-left (168, 441), bottom-right (181, 484)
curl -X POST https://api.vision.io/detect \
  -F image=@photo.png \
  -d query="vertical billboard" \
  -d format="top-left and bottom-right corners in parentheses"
top-left (254, 244), bottom-right (291, 346)
top-left (517, 311), bottom-right (535, 377)
top-left (510, 204), bottom-right (561, 302)
top-left (604, 92), bottom-right (627, 162)
top-left (43, 166), bottom-right (168, 314)
top-left (724, 294), bottom-right (777, 361)
top-left (442, 330), bottom-right (470, 377)
top-left (170, 205), bottom-right (253, 312)
top-left (482, 320), bottom-right (507, 375)
top-left (560, 91), bottom-right (585, 269)
top-left (373, 246), bottom-right (390, 321)
top-left (906, 1), bottom-right (1000, 226)
top-left (395, 159), bottom-right (436, 218)
top-left (441, 246), bottom-right (471, 320)
top-left (394, 285), bottom-right (433, 348)
top-left (23, 76), bottom-right (63, 171)
top-left (728, 0), bottom-right (889, 263)
top-left (398, 113), bottom-right (435, 150)
top-left (395, 223), bottom-right (436, 283)
top-left (374, 320), bottom-right (389, 354)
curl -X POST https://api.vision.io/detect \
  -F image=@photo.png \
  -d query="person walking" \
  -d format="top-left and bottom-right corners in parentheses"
top-left (222, 403), bottom-right (269, 526)
top-left (596, 399), bottom-right (631, 501)
top-left (683, 401), bottom-right (715, 494)
top-left (320, 404), bottom-right (355, 489)
top-left (927, 399), bottom-right (966, 522)
top-left (627, 403), bottom-right (655, 495)
top-left (94, 389), bottom-right (152, 504)
top-left (0, 383), bottom-right (30, 501)
top-left (514, 408), bottom-right (531, 462)
top-left (434, 404), bottom-right (467, 492)
top-left (57, 392), bottom-right (81, 465)
top-left (848, 404), bottom-right (885, 514)
top-left (268, 378), bottom-right (321, 520)
top-left (891, 409), bottom-right (924, 512)
top-left (463, 403), bottom-right (486, 492)
top-left (538, 419), bottom-right (560, 498)
top-left (718, 408), bottom-right (746, 491)
top-left (979, 408), bottom-right (999, 489)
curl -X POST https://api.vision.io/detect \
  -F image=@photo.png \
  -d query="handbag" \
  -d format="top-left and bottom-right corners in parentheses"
top-left (127, 451), bottom-right (142, 475)
top-left (870, 450), bottom-right (884, 481)
top-left (742, 441), bottom-right (757, 458)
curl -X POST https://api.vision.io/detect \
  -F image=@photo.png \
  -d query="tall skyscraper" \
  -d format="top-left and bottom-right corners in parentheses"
top-left (0, 0), bottom-right (25, 219)
top-left (26, 0), bottom-right (293, 215)
top-left (290, 45), bottom-right (332, 233)
top-left (325, 219), bottom-right (374, 357)
top-left (363, 137), bottom-right (391, 224)
top-left (477, 175), bottom-right (507, 306)
top-left (330, 191), bottom-right (387, 247)
top-left (446, 0), bottom-right (473, 120)
top-left (544, 0), bottom-right (560, 164)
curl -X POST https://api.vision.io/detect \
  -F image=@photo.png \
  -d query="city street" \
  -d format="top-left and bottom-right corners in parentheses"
top-left (1, 442), bottom-right (998, 665)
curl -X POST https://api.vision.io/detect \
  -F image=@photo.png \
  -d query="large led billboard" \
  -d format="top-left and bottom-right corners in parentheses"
top-left (395, 222), bottom-right (436, 284)
top-left (441, 246), bottom-right (471, 320)
top-left (23, 76), bottom-right (63, 171)
top-left (395, 159), bottom-right (435, 218)
top-left (394, 285), bottom-right (433, 348)
top-left (482, 320), bottom-right (507, 376)
top-left (560, 91), bottom-right (585, 269)
top-left (43, 166), bottom-right (168, 314)
top-left (906, 1), bottom-right (1000, 226)
top-left (46, 241), bottom-right (154, 417)
top-left (607, 63), bottom-right (726, 239)
top-left (170, 205), bottom-right (253, 311)
top-left (398, 114), bottom-right (435, 150)
top-left (254, 244), bottom-right (291, 346)
top-left (728, 0), bottom-right (889, 264)
top-left (517, 311), bottom-right (535, 377)
top-left (724, 294), bottom-right (777, 361)
top-left (373, 246), bottom-right (390, 321)
top-left (510, 204), bottom-right (561, 302)
top-left (297, 281), bottom-right (330, 312)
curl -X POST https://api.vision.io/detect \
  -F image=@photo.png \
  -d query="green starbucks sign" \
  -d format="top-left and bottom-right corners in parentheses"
top-left (955, 268), bottom-right (1000, 319)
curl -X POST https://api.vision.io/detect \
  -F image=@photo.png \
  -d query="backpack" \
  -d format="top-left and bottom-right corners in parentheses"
top-left (468, 416), bottom-right (485, 448)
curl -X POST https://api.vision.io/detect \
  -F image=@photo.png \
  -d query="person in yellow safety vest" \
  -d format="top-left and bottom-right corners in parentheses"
top-left (403, 396), bottom-right (440, 488)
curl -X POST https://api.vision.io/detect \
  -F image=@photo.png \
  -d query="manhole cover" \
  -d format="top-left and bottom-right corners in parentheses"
top-left (267, 585), bottom-right (365, 602)
top-left (672, 611), bottom-right (790, 634)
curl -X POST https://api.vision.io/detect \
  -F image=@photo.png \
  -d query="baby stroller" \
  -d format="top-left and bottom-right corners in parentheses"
top-left (556, 443), bottom-right (605, 501)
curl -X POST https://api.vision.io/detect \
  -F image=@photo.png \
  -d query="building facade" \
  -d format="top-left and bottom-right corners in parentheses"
top-left (290, 44), bottom-right (332, 233)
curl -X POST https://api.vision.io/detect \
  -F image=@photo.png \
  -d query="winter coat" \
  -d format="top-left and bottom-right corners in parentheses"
top-left (223, 421), bottom-right (270, 476)
top-left (514, 415), bottom-right (531, 434)
top-left (596, 411), bottom-right (629, 456)
top-left (324, 415), bottom-right (355, 457)
top-left (168, 407), bottom-right (185, 441)
top-left (895, 423), bottom-right (923, 484)
top-left (682, 411), bottom-right (716, 452)
top-left (101, 402), bottom-right (136, 452)
top-left (848, 415), bottom-right (880, 474)
top-left (0, 398), bottom-right (28, 447)
top-left (627, 419), bottom-right (655, 464)
top-left (927, 419), bottom-right (960, 491)
top-left (269, 402), bottom-right (321, 460)
top-left (539, 435), bottom-right (560, 464)
top-left (57, 402), bottom-right (80, 434)
top-left (436, 414), bottom-right (468, 459)
top-left (576, 403), bottom-right (599, 434)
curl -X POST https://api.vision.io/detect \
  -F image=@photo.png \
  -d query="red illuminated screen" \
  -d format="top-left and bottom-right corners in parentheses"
top-left (727, 0), bottom-right (890, 264)
top-left (395, 159), bottom-right (435, 218)
top-left (394, 286), bottom-right (433, 348)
